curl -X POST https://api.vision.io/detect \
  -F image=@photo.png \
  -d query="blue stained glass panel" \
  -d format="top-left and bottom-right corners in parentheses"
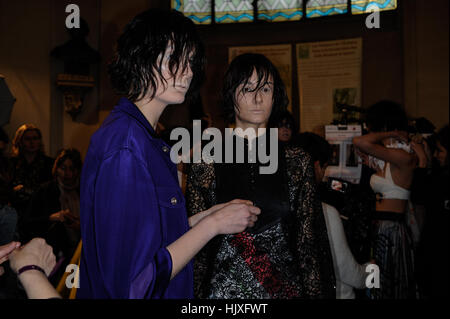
top-left (306, 0), bottom-right (348, 18)
top-left (351, 0), bottom-right (397, 14)
top-left (258, 0), bottom-right (303, 22)
top-left (172, 0), bottom-right (212, 25)
top-left (215, 0), bottom-right (254, 24)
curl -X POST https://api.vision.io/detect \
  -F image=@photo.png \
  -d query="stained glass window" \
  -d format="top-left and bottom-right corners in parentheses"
top-left (351, 0), bottom-right (397, 15)
top-left (258, 0), bottom-right (303, 22)
top-left (215, 0), bottom-right (254, 24)
top-left (173, 0), bottom-right (212, 24)
top-left (172, 0), bottom-right (397, 24)
top-left (306, 0), bottom-right (348, 18)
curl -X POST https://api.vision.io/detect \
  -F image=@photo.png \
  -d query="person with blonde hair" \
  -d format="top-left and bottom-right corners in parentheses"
top-left (10, 124), bottom-right (53, 222)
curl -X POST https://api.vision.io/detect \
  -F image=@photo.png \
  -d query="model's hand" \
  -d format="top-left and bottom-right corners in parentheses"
top-left (207, 202), bottom-right (261, 235)
top-left (205, 199), bottom-right (254, 216)
top-left (9, 238), bottom-right (56, 276)
top-left (189, 199), bottom-right (253, 228)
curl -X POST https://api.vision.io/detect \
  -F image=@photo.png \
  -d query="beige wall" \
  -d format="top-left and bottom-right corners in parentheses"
top-left (0, 0), bottom-right (153, 158)
top-left (403, 0), bottom-right (449, 130)
top-left (0, 0), bottom-right (448, 160)
top-left (0, 0), bottom-right (52, 155)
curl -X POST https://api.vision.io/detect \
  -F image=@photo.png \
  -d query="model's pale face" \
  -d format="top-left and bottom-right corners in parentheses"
top-left (153, 46), bottom-right (193, 105)
top-left (234, 70), bottom-right (274, 128)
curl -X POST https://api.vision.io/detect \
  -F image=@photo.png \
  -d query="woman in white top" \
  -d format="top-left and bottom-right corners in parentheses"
top-left (353, 100), bottom-right (421, 299)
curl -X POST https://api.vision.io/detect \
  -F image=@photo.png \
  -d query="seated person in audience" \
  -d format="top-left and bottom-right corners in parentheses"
top-left (0, 238), bottom-right (60, 299)
top-left (9, 124), bottom-right (54, 226)
top-left (23, 148), bottom-right (82, 262)
top-left (297, 132), bottom-right (370, 299)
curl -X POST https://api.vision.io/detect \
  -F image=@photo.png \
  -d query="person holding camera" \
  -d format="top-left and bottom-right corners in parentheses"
top-left (297, 132), bottom-right (370, 299)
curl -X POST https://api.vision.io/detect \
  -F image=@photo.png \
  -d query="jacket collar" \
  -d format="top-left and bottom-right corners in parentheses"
top-left (114, 97), bottom-right (157, 138)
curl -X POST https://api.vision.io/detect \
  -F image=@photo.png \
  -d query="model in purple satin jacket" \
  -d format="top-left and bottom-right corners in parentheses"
top-left (77, 97), bottom-right (193, 299)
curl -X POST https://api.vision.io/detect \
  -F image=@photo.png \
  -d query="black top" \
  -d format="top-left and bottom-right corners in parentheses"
top-left (186, 134), bottom-right (336, 299)
top-left (215, 133), bottom-right (291, 234)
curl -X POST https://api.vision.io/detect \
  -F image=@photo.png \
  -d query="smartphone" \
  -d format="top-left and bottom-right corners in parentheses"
top-left (329, 178), bottom-right (348, 193)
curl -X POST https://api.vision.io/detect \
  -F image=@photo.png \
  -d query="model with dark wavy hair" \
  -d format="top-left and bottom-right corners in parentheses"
top-left (108, 9), bottom-right (205, 103)
top-left (186, 53), bottom-right (335, 299)
top-left (78, 9), bottom-right (260, 299)
top-left (221, 53), bottom-right (288, 125)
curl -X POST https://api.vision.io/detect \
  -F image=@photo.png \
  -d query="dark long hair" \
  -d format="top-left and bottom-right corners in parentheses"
top-left (296, 132), bottom-right (331, 167)
top-left (221, 53), bottom-right (288, 125)
top-left (365, 100), bottom-right (409, 132)
top-left (108, 9), bottom-right (205, 102)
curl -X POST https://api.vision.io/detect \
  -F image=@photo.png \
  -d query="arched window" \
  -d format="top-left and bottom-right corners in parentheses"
top-left (172, 0), bottom-right (397, 24)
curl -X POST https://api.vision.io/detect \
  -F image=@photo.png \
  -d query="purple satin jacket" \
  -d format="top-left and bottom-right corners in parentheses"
top-left (77, 98), bottom-right (193, 299)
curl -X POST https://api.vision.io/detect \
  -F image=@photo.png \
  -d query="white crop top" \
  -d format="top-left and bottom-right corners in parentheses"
top-left (370, 163), bottom-right (410, 200)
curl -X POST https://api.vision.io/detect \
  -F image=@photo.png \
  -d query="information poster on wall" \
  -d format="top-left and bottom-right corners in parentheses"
top-left (324, 125), bottom-right (362, 184)
top-left (296, 38), bottom-right (362, 133)
top-left (229, 44), bottom-right (292, 112)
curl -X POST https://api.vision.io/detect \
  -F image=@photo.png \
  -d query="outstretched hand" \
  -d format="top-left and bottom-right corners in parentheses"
top-left (9, 238), bottom-right (56, 276)
top-left (189, 199), bottom-right (254, 228)
top-left (0, 241), bottom-right (21, 277)
top-left (205, 199), bottom-right (254, 216)
top-left (0, 241), bottom-right (21, 265)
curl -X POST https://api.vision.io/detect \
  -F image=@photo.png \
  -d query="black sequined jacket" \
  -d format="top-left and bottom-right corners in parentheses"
top-left (186, 143), bottom-right (336, 299)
